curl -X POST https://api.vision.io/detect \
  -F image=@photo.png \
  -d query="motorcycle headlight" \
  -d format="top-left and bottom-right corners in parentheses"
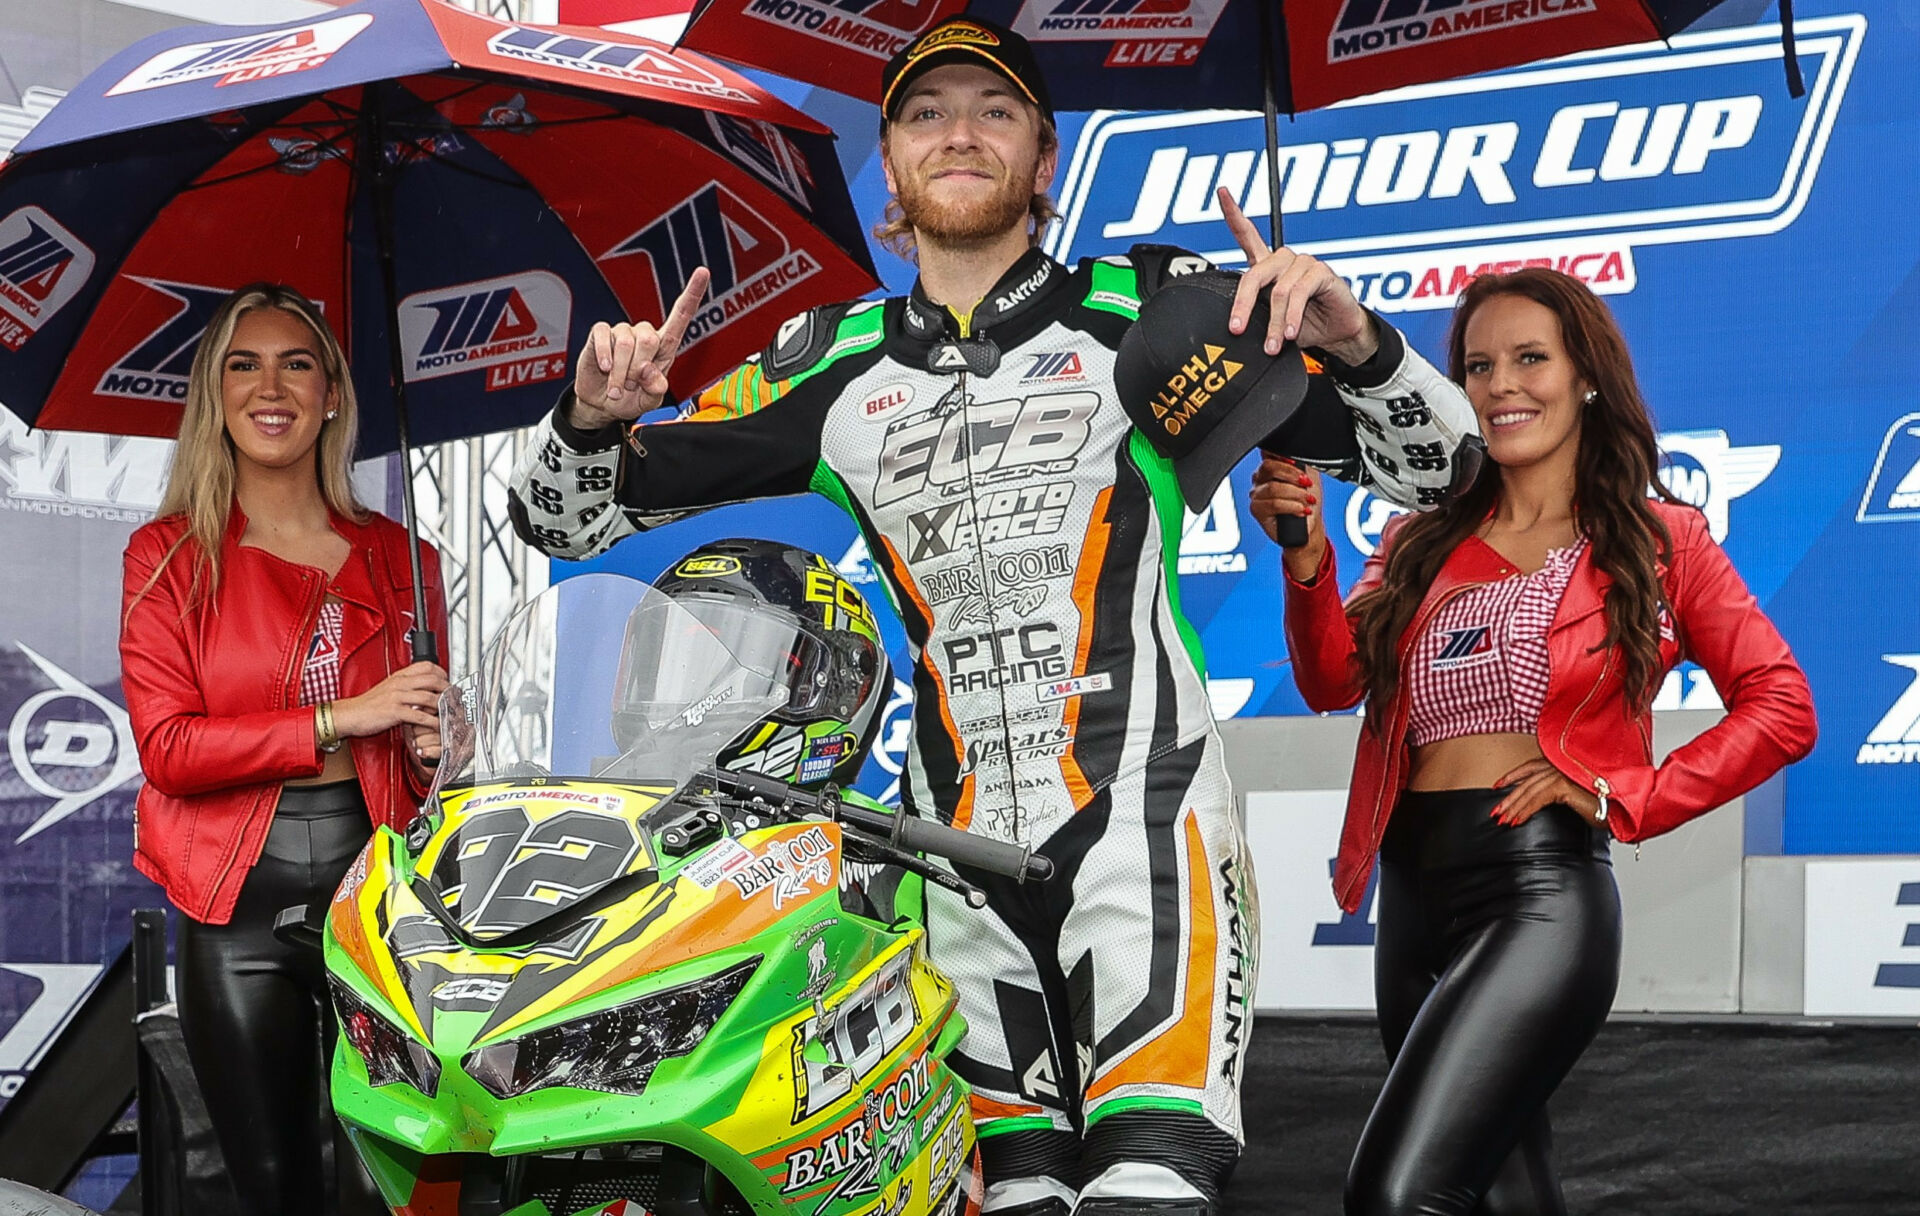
top-left (462, 957), bottom-right (758, 1101)
top-left (329, 977), bottom-right (441, 1098)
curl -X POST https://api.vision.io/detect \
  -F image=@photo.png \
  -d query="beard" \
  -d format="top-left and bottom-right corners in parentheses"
top-left (892, 156), bottom-right (1037, 246)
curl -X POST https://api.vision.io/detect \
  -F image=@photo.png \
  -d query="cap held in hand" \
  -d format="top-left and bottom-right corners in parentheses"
top-left (1115, 270), bottom-right (1309, 512)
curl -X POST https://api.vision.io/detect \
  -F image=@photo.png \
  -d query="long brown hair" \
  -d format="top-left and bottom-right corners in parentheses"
top-left (1347, 268), bottom-right (1681, 719)
top-left (872, 120), bottom-right (1060, 261)
top-left (131, 283), bottom-right (366, 613)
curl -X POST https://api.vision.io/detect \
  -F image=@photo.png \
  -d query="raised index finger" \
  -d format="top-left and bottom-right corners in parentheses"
top-left (1217, 186), bottom-right (1271, 264)
top-left (654, 267), bottom-right (713, 362)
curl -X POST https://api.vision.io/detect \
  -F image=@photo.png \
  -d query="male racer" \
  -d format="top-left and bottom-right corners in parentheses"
top-left (507, 17), bottom-right (1478, 1216)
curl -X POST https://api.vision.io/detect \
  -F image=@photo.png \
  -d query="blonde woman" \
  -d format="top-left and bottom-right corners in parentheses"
top-left (119, 283), bottom-right (448, 1215)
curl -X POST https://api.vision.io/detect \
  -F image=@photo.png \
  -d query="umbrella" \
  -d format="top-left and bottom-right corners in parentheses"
top-left (0, 0), bottom-right (879, 659)
top-left (677, 0), bottom-right (1772, 243)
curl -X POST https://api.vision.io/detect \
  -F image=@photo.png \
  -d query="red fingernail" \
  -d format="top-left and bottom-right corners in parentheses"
top-left (1306, 495), bottom-right (1317, 505)
top-left (1298, 476), bottom-right (1312, 487)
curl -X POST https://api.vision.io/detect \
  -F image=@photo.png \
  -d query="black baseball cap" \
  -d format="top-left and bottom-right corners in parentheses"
top-left (880, 15), bottom-right (1054, 127)
top-left (1115, 271), bottom-right (1310, 512)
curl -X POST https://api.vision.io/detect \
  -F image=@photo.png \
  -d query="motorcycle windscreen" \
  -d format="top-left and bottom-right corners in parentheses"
top-left (419, 573), bottom-right (784, 939)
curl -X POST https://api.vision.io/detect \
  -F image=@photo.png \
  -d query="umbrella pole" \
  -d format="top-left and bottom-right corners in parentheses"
top-left (366, 92), bottom-right (438, 665)
top-left (1260, 0), bottom-right (1286, 249)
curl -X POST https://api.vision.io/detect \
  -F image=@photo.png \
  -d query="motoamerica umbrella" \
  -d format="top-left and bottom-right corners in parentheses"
top-left (0, 0), bottom-right (878, 657)
top-left (678, 0), bottom-right (1766, 241)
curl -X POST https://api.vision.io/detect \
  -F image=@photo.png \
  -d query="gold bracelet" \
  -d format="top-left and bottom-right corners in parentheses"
top-left (315, 701), bottom-right (343, 754)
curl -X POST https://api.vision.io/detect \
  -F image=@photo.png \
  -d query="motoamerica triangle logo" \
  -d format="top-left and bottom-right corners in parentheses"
top-left (94, 279), bottom-right (233, 404)
top-left (600, 183), bottom-right (818, 349)
top-left (0, 207), bottom-right (95, 351)
top-left (106, 14), bottom-right (374, 95)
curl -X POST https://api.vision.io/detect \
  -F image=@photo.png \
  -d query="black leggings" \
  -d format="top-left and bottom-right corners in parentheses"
top-left (176, 780), bottom-right (383, 1216)
top-left (1346, 787), bottom-right (1622, 1216)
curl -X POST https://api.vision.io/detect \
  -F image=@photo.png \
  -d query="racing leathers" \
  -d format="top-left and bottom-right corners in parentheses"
top-left (506, 246), bottom-right (1479, 1207)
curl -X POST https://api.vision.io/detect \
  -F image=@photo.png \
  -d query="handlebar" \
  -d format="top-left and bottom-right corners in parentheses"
top-left (697, 770), bottom-right (1052, 884)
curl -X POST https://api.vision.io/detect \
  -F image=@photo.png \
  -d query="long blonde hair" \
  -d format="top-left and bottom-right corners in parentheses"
top-left (138, 283), bottom-right (367, 610)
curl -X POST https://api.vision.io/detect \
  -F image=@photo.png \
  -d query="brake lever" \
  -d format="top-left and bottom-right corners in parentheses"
top-left (844, 836), bottom-right (988, 910)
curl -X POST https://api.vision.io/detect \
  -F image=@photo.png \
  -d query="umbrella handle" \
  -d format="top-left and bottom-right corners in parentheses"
top-left (1260, 0), bottom-right (1287, 250)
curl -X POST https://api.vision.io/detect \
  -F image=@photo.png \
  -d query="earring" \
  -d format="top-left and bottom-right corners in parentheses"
top-left (1583, 389), bottom-right (1597, 405)
top-left (325, 410), bottom-right (338, 420)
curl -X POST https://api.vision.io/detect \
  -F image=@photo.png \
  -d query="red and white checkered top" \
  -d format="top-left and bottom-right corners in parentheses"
top-left (298, 600), bottom-right (345, 708)
top-left (1405, 539), bottom-right (1587, 747)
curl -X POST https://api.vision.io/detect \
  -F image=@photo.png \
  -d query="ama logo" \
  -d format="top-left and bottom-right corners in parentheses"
top-left (1654, 429), bottom-right (1779, 544)
top-left (1857, 413), bottom-right (1920, 524)
top-left (602, 184), bottom-right (819, 349)
top-left (0, 207), bottom-right (95, 352)
top-left (106, 14), bottom-right (374, 95)
top-left (95, 279), bottom-right (233, 404)
top-left (398, 271), bottom-right (571, 391)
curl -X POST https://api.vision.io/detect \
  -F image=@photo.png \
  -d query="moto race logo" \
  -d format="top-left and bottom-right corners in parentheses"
top-left (94, 278), bottom-right (234, 405)
top-left (1012, 0), bottom-right (1233, 70)
top-left (5, 645), bottom-right (142, 845)
top-left (0, 207), bottom-right (95, 352)
top-left (1178, 479), bottom-right (1245, 575)
top-left (1328, 0), bottom-right (1593, 64)
top-left (744, 0), bottom-right (939, 61)
top-left (106, 14), bottom-right (374, 95)
top-left (1048, 18), bottom-right (1864, 313)
top-left (1857, 413), bottom-right (1920, 524)
top-left (1858, 656), bottom-right (1920, 767)
top-left (872, 392), bottom-right (1099, 509)
top-left (603, 184), bottom-right (819, 350)
top-left (906, 481), bottom-right (1073, 561)
top-left (397, 271), bottom-right (571, 392)
top-left (485, 28), bottom-right (751, 104)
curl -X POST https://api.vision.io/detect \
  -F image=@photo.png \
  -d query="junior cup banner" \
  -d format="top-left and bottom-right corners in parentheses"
top-left (576, 1), bottom-right (1919, 857)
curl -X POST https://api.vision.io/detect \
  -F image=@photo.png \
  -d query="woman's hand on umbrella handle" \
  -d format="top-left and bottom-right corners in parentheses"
top-left (571, 267), bottom-right (712, 429)
top-left (1216, 187), bottom-right (1377, 367)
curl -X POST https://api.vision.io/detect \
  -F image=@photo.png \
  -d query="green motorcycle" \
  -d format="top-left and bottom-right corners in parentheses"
top-left (308, 567), bottom-right (1049, 1216)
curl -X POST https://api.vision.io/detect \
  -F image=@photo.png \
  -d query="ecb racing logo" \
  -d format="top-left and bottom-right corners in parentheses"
top-left (1857, 413), bottom-right (1920, 524)
top-left (484, 28), bottom-right (751, 104)
top-left (872, 393), bottom-right (1099, 509)
top-left (602, 184), bottom-right (819, 350)
top-left (0, 208), bottom-right (95, 352)
top-left (106, 14), bottom-right (374, 94)
top-left (397, 271), bottom-right (571, 392)
top-left (1045, 18), bottom-right (1863, 313)
top-left (95, 279), bottom-right (234, 404)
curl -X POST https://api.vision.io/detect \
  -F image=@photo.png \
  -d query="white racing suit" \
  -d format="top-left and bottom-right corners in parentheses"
top-left (506, 246), bottom-right (1480, 1210)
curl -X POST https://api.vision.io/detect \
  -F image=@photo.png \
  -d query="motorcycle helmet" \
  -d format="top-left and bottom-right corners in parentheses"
top-left (612, 539), bottom-right (890, 789)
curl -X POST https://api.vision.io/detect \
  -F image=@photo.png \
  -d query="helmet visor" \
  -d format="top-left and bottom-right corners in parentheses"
top-left (616, 594), bottom-right (836, 730)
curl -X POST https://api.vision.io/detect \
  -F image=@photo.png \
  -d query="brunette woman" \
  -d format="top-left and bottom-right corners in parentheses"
top-left (120, 284), bottom-right (449, 1215)
top-left (1252, 269), bottom-right (1815, 1216)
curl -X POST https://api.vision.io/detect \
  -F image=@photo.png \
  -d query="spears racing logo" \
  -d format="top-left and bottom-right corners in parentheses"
top-left (743, 0), bottom-right (940, 62)
top-left (1045, 18), bottom-right (1864, 313)
top-left (4, 645), bottom-right (142, 845)
top-left (1012, 0), bottom-right (1232, 70)
top-left (602, 183), bottom-right (819, 351)
top-left (397, 271), bottom-right (571, 392)
top-left (106, 14), bottom-right (374, 95)
top-left (0, 207), bottom-right (95, 352)
top-left (94, 278), bottom-right (236, 405)
top-left (1858, 656), bottom-right (1920, 766)
top-left (485, 27), bottom-right (751, 104)
top-left (1857, 413), bottom-right (1920, 524)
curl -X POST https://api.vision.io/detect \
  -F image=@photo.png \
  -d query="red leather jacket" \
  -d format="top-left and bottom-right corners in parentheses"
top-left (120, 504), bottom-right (448, 924)
top-left (1285, 501), bottom-right (1815, 913)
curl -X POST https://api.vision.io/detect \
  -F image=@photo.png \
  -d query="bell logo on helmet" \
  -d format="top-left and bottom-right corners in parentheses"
top-left (675, 554), bottom-right (744, 578)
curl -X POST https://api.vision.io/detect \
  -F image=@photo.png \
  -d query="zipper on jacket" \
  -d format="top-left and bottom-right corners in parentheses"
top-left (1556, 650), bottom-right (1638, 857)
